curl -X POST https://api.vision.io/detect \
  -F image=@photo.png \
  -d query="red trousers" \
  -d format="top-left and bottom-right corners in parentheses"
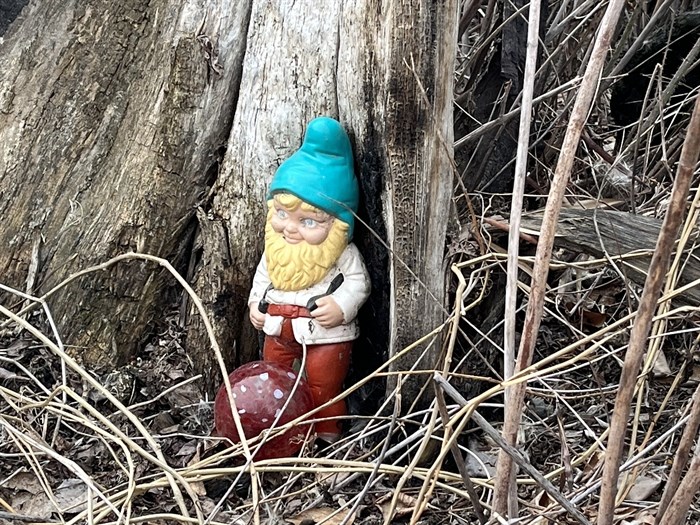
top-left (263, 317), bottom-right (351, 438)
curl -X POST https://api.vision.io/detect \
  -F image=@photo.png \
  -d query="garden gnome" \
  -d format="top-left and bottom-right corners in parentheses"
top-left (248, 116), bottom-right (370, 442)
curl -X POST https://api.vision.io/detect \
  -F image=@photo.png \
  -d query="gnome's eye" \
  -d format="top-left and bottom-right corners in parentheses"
top-left (301, 218), bottom-right (317, 228)
top-left (276, 209), bottom-right (289, 219)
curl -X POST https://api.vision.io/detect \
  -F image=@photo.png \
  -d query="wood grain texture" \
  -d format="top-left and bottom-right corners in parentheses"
top-left (187, 0), bottom-right (345, 379)
top-left (191, 0), bottom-right (459, 400)
top-left (520, 208), bottom-right (700, 304)
top-left (0, 0), bottom-right (250, 366)
top-left (340, 0), bottom-right (460, 398)
top-left (1, 0), bottom-right (458, 401)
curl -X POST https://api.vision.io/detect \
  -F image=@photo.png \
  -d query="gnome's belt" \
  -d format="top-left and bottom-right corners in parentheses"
top-left (266, 304), bottom-right (313, 319)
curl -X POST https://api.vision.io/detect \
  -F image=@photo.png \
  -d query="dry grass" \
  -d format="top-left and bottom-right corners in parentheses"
top-left (2, 1), bottom-right (700, 524)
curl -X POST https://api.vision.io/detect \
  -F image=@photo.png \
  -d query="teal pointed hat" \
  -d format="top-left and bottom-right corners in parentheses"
top-left (269, 117), bottom-right (359, 239)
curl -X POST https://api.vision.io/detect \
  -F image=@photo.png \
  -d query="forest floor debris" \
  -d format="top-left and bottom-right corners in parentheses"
top-left (1, 252), bottom-right (699, 524)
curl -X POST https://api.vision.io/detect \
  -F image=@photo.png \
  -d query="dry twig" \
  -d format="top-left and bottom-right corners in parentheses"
top-left (598, 85), bottom-right (700, 525)
top-left (493, 0), bottom-right (629, 516)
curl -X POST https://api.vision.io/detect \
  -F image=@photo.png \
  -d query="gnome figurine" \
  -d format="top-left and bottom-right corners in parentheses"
top-left (248, 117), bottom-right (370, 442)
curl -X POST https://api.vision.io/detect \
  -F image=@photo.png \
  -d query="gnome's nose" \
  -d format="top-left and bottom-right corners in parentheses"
top-left (283, 223), bottom-right (301, 243)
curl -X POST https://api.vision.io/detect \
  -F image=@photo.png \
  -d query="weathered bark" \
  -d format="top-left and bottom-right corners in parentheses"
top-left (189, 0), bottom-right (458, 401)
top-left (1, 0), bottom-right (457, 406)
top-left (344, 1), bottom-right (458, 404)
top-left (0, 0), bottom-right (250, 368)
top-left (186, 1), bottom-right (348, 389)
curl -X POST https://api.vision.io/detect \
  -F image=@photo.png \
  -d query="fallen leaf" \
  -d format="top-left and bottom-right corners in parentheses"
top-left (625, 476), bottom-right (661, 502)
top-left (580, 308), bottom-right (607, 328)
top-left (0, 367), bottom-right (20, 380)
top-left (532, 490), bottom-right (551, 508)
top-left (632, 510), bottom-right (656, 524)
top-left (186, 450), bottom-right (207, 496)
top-left (376, 491), bottom-right (417, 520)
top-left (315, 470), bottom-right (351, 487)
top-left (3, 338), bottom-right (33, 357)
top-left (689, 364), bottom-right (700, 384)
top-left (288, 506), bottom-right (355, 525)
top-left (54, 479), bottom-right (95, 514)
top-left (3, 472), bottom-right (42, 493)
top-left (652, 350), bottom-right (672, 377)
top-left (465, 449), bottom-right (497, 478)
top-left (11, 490), bottom-right (52, 519)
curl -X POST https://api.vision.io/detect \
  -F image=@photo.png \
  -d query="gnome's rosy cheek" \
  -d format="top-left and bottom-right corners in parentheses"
top-left (269, 211), bottom-right (288, 234)
top-left (297, 218), bottom-right (333, 245)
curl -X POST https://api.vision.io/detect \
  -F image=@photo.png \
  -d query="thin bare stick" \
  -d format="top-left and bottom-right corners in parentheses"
top-left (655, 376), bottom-right (700, 522)
top-left (0, 510), bottom-right (58, 523)
top-left (454, 77), bottom-right (580, 150)
top-left (2, 252), bottom-right (262, 524)
top-left (597, 94), bottom-right (700, 524)
top-left (656, 450), bottom-right (700, 525)
top-left (433, 373), bottom-right (591, 525)
top-left (0, 303), bottom-right (197, 521)
top-left (433, 385), bottom-right (487, 524)
top-left (505, 0), bottom-right (542, 386)
top-left (492, 0), bottom-right (628, 516)
top-left (607, 0), bottom-right (674, 79)
top-left (502, 1), bottom-right (542, 515)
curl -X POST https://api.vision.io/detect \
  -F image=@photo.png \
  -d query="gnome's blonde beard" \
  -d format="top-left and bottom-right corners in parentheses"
top-left (264, 204), bottom-right (349, 292)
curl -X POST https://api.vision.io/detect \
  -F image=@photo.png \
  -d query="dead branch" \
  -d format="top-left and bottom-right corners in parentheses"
top-left (433, 373), bottom-right (591, 525)
top-left (518, 207), bottom-right (700, 305)
top-left (655, 381), bottom-right (700, 522)
top-left (492, 0), bottom-right (628, 516)
top-left (597, 88), bottom-right (700, 525)
top-left (656, 450), bottom-right (700, 525)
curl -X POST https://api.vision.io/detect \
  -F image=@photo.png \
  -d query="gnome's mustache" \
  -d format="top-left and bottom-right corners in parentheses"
top-left (264, 221), bottom-right (346, 292)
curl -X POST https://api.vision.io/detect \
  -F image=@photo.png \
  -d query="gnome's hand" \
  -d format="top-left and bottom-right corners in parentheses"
top-left (249, 302), bottom-right (266, 330)
top-left (311, 296), bottom-right (345, 328)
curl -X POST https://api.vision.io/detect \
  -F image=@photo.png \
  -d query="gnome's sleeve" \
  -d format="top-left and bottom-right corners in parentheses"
top-left (248, 254), bottom-right (271, 306)
top-left (332, 244), bottom-right (370, 323)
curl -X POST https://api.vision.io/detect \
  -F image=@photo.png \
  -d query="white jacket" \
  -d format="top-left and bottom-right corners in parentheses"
top-left (248, 243), bottom-right (370, 344)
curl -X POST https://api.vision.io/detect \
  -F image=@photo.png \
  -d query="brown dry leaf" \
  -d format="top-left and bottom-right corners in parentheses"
top-left (620, 510), bottom-right (656, 525)
top-left (10, 490), bottom-right (52, 519)
top-left (376, 491), bottom-right (417, 520)
top-left (3, 472), bottom-right (42, 493)
top-left (652, 350), bottom-right (672, 377)
top-left (580, 307), bottom-right (608, 328)
top-left (532, 490), bottom-right (551, 509)
top-left (465, 448), bottom-right (497, 478)
top-left (54, 479), bottom-right (95, 514)
top-left (689, 363), bottom-right (700, 384)
top-left (186, 450), bottom-right (207, 497)
top-left (582, 450), bottom-right (604, 475)
top-left (632, 510), bottom-right (656, 524)
top-left (5, 472), bottom-right (54, 519)
top-left (315, 470), bottom-right (352, 487)
top-left (287, 506), bottom-right (355, 525)
top-left (625, 476), bottom-right (661, 502)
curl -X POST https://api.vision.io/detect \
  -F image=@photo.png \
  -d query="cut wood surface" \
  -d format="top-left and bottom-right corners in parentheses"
top-left (520, 208), bottom-right (700, 305)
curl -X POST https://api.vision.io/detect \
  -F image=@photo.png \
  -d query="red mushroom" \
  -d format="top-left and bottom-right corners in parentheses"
top-left (214, 361), bottom-right (314, 460)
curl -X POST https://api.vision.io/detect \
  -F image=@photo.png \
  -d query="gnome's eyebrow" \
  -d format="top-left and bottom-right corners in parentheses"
top-left (307, 210), bottom-right (332, 221)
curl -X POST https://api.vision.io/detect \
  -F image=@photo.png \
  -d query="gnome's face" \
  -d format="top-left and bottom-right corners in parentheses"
top-left (264, 194), bottom-right (349, 292)
top-left (269, 199), bottom-right (334, 246)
